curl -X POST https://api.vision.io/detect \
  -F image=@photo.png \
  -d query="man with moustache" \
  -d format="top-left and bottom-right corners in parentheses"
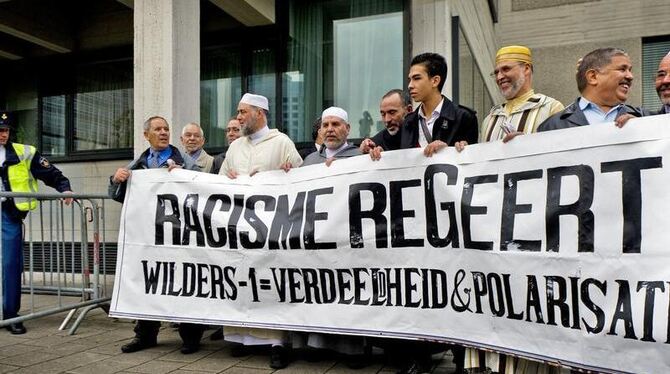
top-left (303, 107), bottom-right (360, 166)
top-left (539, 48), bottom-right (649, 131)
top-left (655, 51), bottom-right (670, 114)
top-left (218, 93), bottom-right (301, 179)
top-left (359, 89), bottom-right (412, 154)
top-left (477, 46), bottom-right (563, 144)
top-left (110, 116), bottom-right (204, 355)
top-left (211, 117), bottom-right (243, 174)
top-left (180, 122), bottom-right (214, 173)
top-left (218, 93), bottom-right (301, 369)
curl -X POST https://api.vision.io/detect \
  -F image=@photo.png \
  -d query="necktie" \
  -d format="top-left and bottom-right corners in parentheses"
top-left (150, 151), bottom-right (160, 168)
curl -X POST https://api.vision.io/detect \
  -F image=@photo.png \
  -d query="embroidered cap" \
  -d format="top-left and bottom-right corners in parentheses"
top-left (496, 45), bottom-right (532, 65)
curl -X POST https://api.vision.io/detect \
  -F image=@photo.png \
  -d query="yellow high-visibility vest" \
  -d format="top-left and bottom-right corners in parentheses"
top-left (7, 143), bottom-right (38, 211)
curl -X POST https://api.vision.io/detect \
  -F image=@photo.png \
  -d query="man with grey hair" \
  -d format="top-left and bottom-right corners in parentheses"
top-left (302, 107), bottom-right (360, 166)
top-left (180, 122), bottom-right (214, 172)
top-left (655, 51), bottom-right (670, 114)
top-left (109, 116), bottom-right (204, 355)
top-left (218, 93), bottom-right (302, 179)
top-left (538, 47), bottom-right (649, 131)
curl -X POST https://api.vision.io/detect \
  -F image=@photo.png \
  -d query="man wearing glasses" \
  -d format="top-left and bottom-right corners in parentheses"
top-left (211, 117), bottom-right (243, 174)
top-left (656, 51), bottom-right (670, 115)
top-left (477, 45), bottom-right (563, 144)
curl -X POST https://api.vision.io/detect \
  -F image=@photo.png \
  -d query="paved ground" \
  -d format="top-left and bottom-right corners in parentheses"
top-left (0, 295), bottom-right (459, 374)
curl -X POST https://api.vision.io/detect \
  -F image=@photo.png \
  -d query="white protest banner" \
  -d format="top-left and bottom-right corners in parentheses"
top-left (111, 114), bottom-right (670, 373)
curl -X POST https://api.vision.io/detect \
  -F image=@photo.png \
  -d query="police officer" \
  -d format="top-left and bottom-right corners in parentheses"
top-left (0, 111), bottom-right (73, 334)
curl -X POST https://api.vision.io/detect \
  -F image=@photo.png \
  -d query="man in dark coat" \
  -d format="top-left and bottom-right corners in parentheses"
top-left (109, 116), bottom-right (203, 355)
top-left (368, 53), bottom-right (478, 164)
top-left (538, 48), bottom-right (650, 132)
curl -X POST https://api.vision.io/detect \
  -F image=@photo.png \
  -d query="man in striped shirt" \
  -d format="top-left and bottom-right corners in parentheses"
top-left (462, 46), bottom-right (568, 374)
top-left (477, 45), bottom-right (563, 144)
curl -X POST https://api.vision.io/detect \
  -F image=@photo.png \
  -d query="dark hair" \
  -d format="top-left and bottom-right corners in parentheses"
top-left (311, 116), bottom-right (322, 141)
top-left (576, 48), bottom-right (628, 93)
top-left (382, 89), bottom-right (411, 107)
top-left (410, 53), bottom-right (448, 92)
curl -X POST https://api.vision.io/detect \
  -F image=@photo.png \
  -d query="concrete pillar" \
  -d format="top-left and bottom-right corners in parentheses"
top-left (133, 0), bottom-right (199, 157)
top-left (411, 0), bottom-right (452, 98)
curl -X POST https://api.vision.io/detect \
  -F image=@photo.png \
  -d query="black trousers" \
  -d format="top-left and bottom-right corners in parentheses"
top-left (134, 320), bottom-right (205, 345)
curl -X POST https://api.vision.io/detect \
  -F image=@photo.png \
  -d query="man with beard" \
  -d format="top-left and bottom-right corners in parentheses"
top-left (217, 93), bottom-right (301, 369)
top-left (655, 51), bottom-right (670, 114)
top-left (218, 93), bottom-right (301, 179)
top-left (538, 48), bottom-right (649, 131)
top-left (459, 45), bottom-right (565, 374)
top-left (359, 89), bottom-right (412, 154)
top-left (180, 122), bottom-right (214, 173)
top-left (477, 46), bottom-right (563, 143)
top-left (303, 107), bottom-right (360, 166)
top-left (211, 117), bottom-right (243, 174)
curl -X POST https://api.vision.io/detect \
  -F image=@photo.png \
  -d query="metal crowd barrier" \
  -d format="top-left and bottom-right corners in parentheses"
top-left (0, 192), bottom-right (112, 335)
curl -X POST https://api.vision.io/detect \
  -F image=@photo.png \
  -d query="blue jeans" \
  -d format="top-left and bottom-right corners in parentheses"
top-left (2, 210), bottom-right (22, 319)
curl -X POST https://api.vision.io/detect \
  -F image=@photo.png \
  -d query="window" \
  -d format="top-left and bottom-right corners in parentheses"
top-left (38, 58), bottom-right (133, 159)
top-left (286, 0), bottom-right (405, 142)
top-left (642, 37), bottom-right (670, 111)
top-left (201, 0), bottom-right (406, 151)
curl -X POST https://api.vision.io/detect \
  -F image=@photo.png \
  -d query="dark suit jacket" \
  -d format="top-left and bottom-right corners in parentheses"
top-left (399, 96), bottom-right (478, 149)
top-left (369, 129), bottom-right (400, 151)
top-left (538, 97), bottom-right (651, 132)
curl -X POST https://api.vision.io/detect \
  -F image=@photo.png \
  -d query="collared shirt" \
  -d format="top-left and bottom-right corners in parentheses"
top-left (249, 125), bottom-right (270, 145)
top-left (579, 97), bottom-right (622, 125)
top-left (504, 89), bottom-right (535, 115)
top-left (187, 148), bottom-right (202, 162)
top-left (147, 147), bottom-right (172, 168)
top-left (417, 98), bottom-right (444, 147)
top-left (325, 142), bottom-right (349, 158)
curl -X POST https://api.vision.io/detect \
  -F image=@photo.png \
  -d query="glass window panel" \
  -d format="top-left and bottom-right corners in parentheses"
top-left (287, 0), bottom-right (404, 143)
top-left (642, 38), bottom-right (670, 110)
top-left (333, 12), bottom-right (403, 138)
top-left (249, 47), bottom-right (276, 128)
top-left (201, 47), bottom-right (242, 147)
top-left (74, 60), bottom-right (133, 151)
top-left (41, 95), bottom-right (66, 157)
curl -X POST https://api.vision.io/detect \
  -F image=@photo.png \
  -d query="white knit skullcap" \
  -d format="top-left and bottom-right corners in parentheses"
top-left (240, 93), bottom-right (269, 111)
top-left (321, 106), bottom-right (348, 123)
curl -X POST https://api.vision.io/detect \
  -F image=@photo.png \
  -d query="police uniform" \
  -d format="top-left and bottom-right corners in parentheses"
top-left (0, 112), bottom-right (71, 334)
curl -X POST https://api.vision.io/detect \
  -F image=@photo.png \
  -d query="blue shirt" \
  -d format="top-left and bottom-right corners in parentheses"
top-left (147, 147), bottom-right (172, 168)
top-left (579, 97), bottom-right (622, 125)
